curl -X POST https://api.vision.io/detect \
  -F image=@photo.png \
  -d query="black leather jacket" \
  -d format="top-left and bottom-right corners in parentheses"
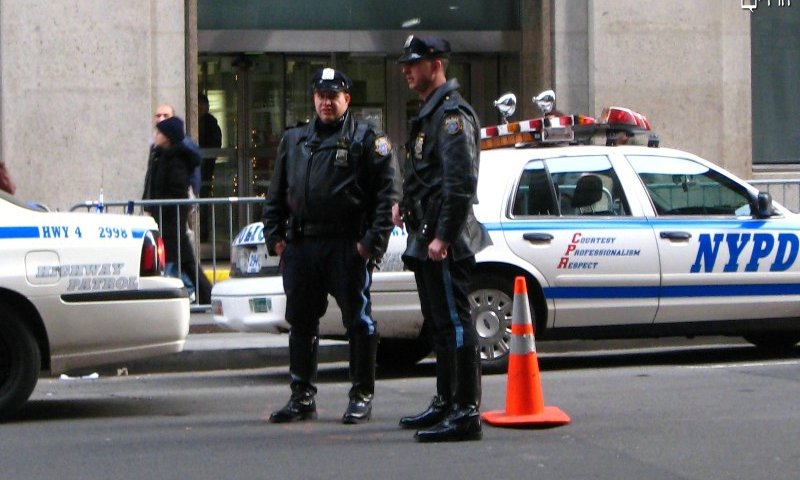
top-left (402, 79), bottom-right (491, 261)
top-left (263, 112), bottom-right (399, 258)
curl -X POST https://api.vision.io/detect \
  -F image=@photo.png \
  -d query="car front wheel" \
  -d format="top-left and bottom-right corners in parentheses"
top-left (469, 273), bottom-right (516, 373)
top-left (0, 306), bottom-right (41, 421)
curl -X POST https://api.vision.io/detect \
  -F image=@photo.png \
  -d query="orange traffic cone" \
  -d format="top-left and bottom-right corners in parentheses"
top-left (482, 276), bottom-right (570, 427)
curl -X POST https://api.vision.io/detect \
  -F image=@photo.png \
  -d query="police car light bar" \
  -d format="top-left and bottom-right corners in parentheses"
top-left (599, 106), bottom-right (651, 131)
top-left (479, 106), bottom-right (651, 151)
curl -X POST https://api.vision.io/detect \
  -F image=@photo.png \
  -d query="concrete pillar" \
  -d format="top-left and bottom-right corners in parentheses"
top-left (185, 0), bottom-right (198, 140)
top-left (520, 0), bottom-right (554, 119)
top-left (0, 0), bottom-right (187, 210)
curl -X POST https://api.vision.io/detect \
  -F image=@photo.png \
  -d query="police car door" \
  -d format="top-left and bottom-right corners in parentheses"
top-left (503, 154), bottom-right (660, 328)
top-left (627, 154), bottom-right (800, 324)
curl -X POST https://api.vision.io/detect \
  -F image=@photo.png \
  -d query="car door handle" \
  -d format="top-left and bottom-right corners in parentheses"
top-left (660, 231), bottom-right (692, 241)
top-left (523, 232), bottom-right (554, 243)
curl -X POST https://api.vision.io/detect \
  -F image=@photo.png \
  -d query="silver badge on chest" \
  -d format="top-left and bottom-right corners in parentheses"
top-left (334, 148), bottom-right (349, 167)
top-left (414, 133), bottom-right (425, 159)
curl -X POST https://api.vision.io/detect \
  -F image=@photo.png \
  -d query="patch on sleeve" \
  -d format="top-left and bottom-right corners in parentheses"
top-left (374, 136), bottom-right (392, 157)
top-left (443, 114), bottom-right (463, 135)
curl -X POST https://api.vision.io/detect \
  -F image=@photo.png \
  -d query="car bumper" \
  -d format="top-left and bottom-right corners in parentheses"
top-left (211, 272), bottom-right (425, 339)
top-left (211, 276), bottom-right (290, 333)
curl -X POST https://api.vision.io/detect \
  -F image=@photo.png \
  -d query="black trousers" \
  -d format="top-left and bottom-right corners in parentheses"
top-left (413, 255), bottom-right (478, 352)
top-left (159, 206), bottom-right (212, 304)
top-left (281, 236), bottom-right (377, 395)
top-left (412, 255), bottom-right (480, 405)
top-left (282, 236), bottom-right (375, 337)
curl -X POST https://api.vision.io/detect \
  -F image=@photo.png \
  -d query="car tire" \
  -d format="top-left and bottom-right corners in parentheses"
top-left (376, 322), bottom-right (434, 369)
top-left (469, 272), bottom-right (517, 373)
top-left (0, 307), bottom-right (41, 421)
top-left (743, 333), bottom-right (800, 351)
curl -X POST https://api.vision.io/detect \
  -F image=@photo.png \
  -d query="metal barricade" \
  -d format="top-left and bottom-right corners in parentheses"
top-left (70, 197), bottom-right (266, 312)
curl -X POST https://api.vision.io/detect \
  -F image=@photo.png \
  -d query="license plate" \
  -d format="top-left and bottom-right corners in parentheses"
top-left (249, 297), bottom-right (272, 313)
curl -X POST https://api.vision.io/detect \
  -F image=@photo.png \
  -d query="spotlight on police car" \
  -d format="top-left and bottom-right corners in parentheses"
top-left (493, 93), bottom-right (517, 124)
top-left (533, 89), bottom-right (556, 115)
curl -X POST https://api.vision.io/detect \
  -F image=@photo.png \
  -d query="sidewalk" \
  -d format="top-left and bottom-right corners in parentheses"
top-left (92, 312), bottom-right (348, 376)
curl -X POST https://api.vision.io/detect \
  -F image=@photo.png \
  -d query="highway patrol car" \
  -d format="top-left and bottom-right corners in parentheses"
top-left (0, 193), bottom-right (189, 419)
top-left (212, 92), bottom-right (800, 370)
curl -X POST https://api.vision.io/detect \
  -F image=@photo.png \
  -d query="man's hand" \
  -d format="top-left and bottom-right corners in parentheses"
top-left (357, 242), bottom-right (370, 260)
top-left (392, 203), bottom-right (404, 228)
top-left (274, 240), bottom-right (286, 257)
top-left (427, 237), bottom-right (449, 262)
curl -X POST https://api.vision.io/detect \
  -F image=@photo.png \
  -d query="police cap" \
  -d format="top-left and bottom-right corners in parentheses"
top-left (310, 68), bottom-right (352, 92)
top-left (397, 35), bottom-right (451, 64)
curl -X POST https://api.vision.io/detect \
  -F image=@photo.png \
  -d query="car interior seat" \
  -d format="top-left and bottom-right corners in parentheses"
top-left (571, 174), bottom-right (604, 213)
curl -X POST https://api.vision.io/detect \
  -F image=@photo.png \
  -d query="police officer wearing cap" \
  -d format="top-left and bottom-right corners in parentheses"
top-left (263, 67), bottom-right (398, 424)
top-left (394, 35), bottom-right (491, 442)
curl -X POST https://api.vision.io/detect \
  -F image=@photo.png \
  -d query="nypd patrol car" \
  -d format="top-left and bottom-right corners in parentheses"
top-left (0, 192), bottom-right (189, 419)
top-left (212, 94), bottom-right (800, 370)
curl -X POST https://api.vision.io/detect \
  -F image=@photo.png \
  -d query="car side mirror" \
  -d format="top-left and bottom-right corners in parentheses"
top-left (755, 192), bottom-right (775, 219)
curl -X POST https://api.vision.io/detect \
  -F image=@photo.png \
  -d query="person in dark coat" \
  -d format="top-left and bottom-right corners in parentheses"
top-left (395, 35), bottom-right (492, 442)
top-left (142, 116), bottom-right (212, 303)
top-left (262, 68), bottom-right (399, 425)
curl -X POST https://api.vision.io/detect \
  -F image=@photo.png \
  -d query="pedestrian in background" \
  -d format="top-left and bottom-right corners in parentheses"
top-left (142, 116), bottom-right (212, 304)
top-left (198, 93), bottom-right (222, 241)
top-left (263, 67), bottom-right (398, 424)
top-left (395, 35), bottom-right (491, 442)
top-left (148, 104), bottom-right (202, 199)
top-left (198, 93), bottom-right (222, 195)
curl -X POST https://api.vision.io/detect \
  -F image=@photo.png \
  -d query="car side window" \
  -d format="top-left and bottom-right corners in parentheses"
top-left (511, 156), bottom-right (629, 217)
top-left (512, 160), bottom-right (559, 216)
top-left (627, 155), bottom-right (752, 216)
top-left (548, 156), bottom-right (629, 216)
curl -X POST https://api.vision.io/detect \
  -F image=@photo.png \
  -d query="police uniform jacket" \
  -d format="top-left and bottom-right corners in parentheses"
top-left (403, 79), bottom-right (491, 261)
top-left (263, 112), bottom-right (398, 258)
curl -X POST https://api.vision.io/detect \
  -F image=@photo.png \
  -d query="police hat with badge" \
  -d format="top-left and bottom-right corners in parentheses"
top-left (397, 35), bottom-right (451, 64)
top-left (311, 67), bottom-right (352, 93)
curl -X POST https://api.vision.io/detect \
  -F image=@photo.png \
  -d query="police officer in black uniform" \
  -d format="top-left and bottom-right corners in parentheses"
top-left (263, 68), bottom-right (398, 424)
top-left (394, 36), bottom-right (492, 442)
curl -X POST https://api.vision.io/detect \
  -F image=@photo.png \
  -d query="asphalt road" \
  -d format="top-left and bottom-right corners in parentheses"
top-left (3, 343), bottom-right (800, 480)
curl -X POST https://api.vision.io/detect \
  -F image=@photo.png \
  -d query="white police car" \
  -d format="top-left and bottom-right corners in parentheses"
top-left (0, 192), bottom-right (189, 419)
top-left (212, 93), bottom-right (800, 370)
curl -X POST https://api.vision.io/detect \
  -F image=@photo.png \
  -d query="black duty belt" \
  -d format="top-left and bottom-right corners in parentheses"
top-left (292, 220), bottom-right (359, 238)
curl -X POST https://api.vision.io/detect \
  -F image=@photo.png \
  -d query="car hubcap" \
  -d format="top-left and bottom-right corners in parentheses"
top-left (469, 288), bottom-right (513, 361)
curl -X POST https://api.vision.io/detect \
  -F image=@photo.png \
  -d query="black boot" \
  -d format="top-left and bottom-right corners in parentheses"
top-left (414, 346), bottom-right (482, 442)
top-left (342, 333), bottom-right (378, 424)
top-left (398, 395), bottom-right (450, 429)
top-left (269, 332), bottom-right (319, 423)
top-left (269, 388), bottom-right (317, 423)
top-left (399, 345), bottom-right (454, 429)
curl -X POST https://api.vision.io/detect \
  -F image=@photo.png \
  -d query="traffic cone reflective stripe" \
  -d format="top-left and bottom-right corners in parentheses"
top-left (482, 276), bottom-right (570, 427)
